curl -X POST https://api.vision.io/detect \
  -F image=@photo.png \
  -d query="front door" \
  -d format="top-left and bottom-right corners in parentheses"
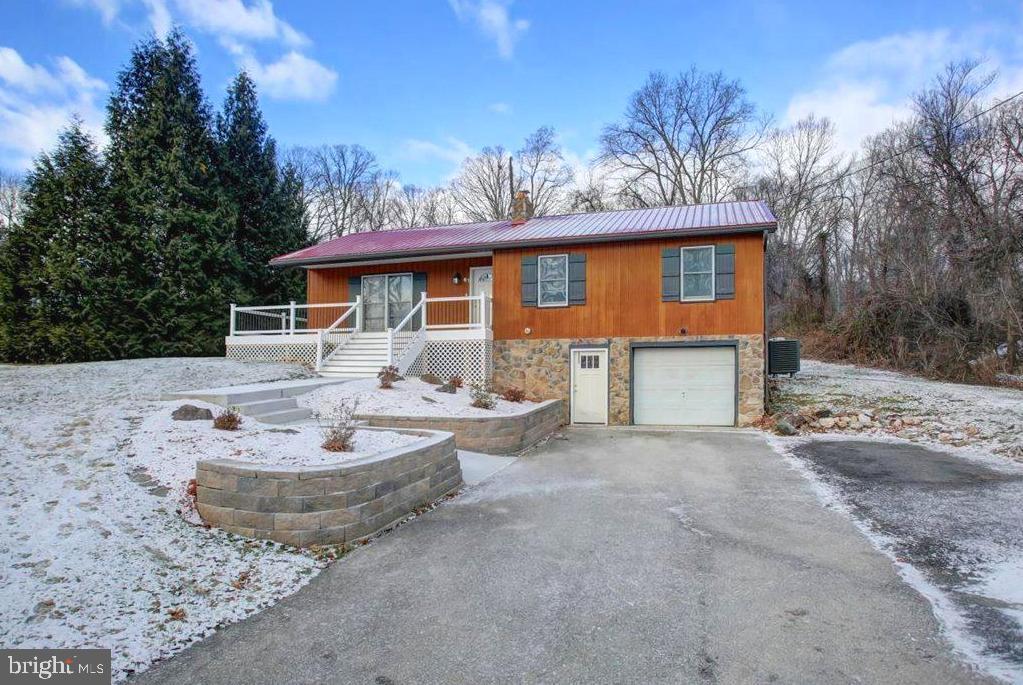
top-left (469, 267), bottom-right (493, 325)
top-left (571, 349), bottom-right (608, 424)
top-left (361, 274), bottom-right (413, 332)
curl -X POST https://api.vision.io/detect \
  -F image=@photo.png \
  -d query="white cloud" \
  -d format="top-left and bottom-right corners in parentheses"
top-left (783, 24), bottom-right (1023, 154)
top-left (0, 48), bottom-right (107, 170)
top-left (402, 136), bottom-right (474, 166)
top-left (173, 0), bottom-right (309, 47)
top-left (143, 0), bottom-right (172, 38)
top-left (449, 0), bottom-right (529, 59)
top-left (237, 50), bottom-right (337, 101)
top-left (67, 0), bottom-right (123, 26)
top-left (488, 101), bottom-right (510, 114)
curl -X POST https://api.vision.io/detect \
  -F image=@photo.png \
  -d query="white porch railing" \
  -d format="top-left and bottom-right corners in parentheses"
top-left (315, 297), bottom-right (360, 372)
top-left (388, 293), bottom-right (428, 374)
top-left (230, 301), bottom-right (354, 336)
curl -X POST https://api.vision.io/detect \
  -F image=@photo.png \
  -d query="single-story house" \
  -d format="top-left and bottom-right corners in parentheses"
top-left (227, 194), bottom-right (777, 427)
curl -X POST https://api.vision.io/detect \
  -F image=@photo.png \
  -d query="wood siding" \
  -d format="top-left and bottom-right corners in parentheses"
top-left (305, 256), bottom-right (492, 328)
top-left (491, 233), bottom-right (765, 340)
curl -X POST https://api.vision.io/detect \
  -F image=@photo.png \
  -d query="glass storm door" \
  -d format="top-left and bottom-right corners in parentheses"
top-left (361, 274), bottom-right (413, 332)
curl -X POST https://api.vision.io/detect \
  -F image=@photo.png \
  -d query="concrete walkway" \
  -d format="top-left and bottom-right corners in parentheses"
top-left (134, 429), bottom-right (990, 684)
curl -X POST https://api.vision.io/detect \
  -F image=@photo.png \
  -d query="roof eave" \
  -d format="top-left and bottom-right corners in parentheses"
top-left (269, 222), bottom-right (777, 268)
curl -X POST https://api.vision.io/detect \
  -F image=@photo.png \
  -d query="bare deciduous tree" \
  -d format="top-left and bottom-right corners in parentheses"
top-left (450, 146), bottom-right (512, 222)
top-left (599, 67), bottom-right (769, 207)
top-left (515, 127), bottom-right (573, 216)
top-left (0, 171), bottom-right (24, 243)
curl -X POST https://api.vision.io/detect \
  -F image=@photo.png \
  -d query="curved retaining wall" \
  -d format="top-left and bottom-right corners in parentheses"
top-left (358, 399), bottom-right (563, 454)
top-left (195, 427), bottom-right (460, 547)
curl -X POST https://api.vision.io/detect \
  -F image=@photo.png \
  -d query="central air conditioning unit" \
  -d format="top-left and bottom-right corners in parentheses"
top-left (768, 338), bottom-right (800, 376)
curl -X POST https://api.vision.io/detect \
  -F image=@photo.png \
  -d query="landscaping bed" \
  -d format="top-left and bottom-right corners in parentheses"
top-left (295, 377), bottom-right (562, 453)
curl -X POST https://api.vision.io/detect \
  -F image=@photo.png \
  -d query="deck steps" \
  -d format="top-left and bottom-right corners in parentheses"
top-left (319, 331), bottom-right (390, 379)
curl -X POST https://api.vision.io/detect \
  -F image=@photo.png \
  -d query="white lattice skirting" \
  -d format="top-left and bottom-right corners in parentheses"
top-left (225, 335), bottom-right (335, 369)
top-left (225, 336), bottom-right (492, 384)
top-left (418, 340), bottom-right (493, 385)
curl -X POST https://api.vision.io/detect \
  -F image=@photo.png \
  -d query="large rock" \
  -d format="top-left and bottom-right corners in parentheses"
top-left (774, 419), bottom-right (798, 436)
top-left (172, 404), bottom-right (213, 421)
top-left (420, 373), bottom-right (444, 385)
top-left (818, 417), bottom-right (837, 429)
top-left (435, 383), bottom-right (456, 394)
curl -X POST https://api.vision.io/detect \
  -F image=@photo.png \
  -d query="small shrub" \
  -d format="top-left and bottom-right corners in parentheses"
top-left (448, 375), bottom-right (464, 389)
top-left (469, 382), bottom-right (496, 410)
top-left (213, 407), bottom-right (242, 431)
top-left (377, 365), bottom-right (402, 389)
top-left (500, 387), bottom-right (526, 403)
top-left (319, 399), bottom-right (359, 452)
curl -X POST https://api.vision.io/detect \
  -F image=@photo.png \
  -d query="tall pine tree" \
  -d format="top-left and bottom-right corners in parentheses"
top-left (106, 29), bottom-right (241, 357)
top-left (216, 72), bottom-right (308, 305)
top-left (0, 121), bottom-right (112, 362)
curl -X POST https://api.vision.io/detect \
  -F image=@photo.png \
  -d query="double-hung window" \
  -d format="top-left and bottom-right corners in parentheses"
top-left (681, 246), bottom-right (715, 301)
top-left (537, 254), bottom-right (569, 307)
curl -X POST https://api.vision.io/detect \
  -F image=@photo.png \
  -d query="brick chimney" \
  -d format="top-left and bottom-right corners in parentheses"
top-left (511, 190), bottom-right (534, 226)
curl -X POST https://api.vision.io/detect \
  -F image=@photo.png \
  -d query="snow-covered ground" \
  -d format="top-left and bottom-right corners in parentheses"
top-left (772, 359), bottom-right (1023, 461)
top-left (770, 359), bottom-right (1023, 682)
top-left (0, 358), bottom-right (385, 681)
top-left (297, 377), bottom-right (539, 418)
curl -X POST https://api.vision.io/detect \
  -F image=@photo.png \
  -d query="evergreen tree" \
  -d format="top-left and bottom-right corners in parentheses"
top-left (0, 121), bottom-right (111, 362)
top-left (106, 29), bottom-right (241, 357)
top-left (216, 72), bottom-right (308, 305)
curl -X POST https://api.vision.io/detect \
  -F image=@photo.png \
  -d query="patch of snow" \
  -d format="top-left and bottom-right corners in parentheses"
top-left (0, 358), bottom-right (355, 681)
top-left (773, 359), bottom-right (1023, 462)
top-left (297, 377), bottom-right (540, 418)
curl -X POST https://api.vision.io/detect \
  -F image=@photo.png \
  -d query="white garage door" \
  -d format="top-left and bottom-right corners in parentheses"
top-left (633, 346), bottom-right (736, 426)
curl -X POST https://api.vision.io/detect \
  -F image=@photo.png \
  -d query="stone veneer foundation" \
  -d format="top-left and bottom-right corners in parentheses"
top-left (358, 399), bottom-right (562, 454)
top-left (493, 335), bottom-right (765, 426)
top-left (195, 427), bottom-right (460, 547)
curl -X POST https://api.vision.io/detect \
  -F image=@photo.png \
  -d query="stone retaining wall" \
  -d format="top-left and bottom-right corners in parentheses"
top-left (493, 335), bottom-right (765, 426)
top-left (358, 399), bottom-right (562, 454)
top-left (195, 427), bottom-right (461, 547)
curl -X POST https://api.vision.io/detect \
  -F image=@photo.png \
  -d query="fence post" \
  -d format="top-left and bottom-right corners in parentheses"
top-left (420, 292), bottom-right (427, 331)
top-left (229, 303), bottom-right (236, 336)
top-left (289, 301), bottom-right (297, 335)
top-left (315, 332), bottom-right (323, 372)
top-left (386, 328), bottom-right (394, 366)
top-left (355, 295), bottom-right (362, 332)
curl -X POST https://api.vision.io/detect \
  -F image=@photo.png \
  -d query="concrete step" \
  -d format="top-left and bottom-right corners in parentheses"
top-left (234, 397), bottom-right (297, 416)
top-left (319, 370), bottom-right (375, 379)
top-left (255, 407), bottom-right (314, 424)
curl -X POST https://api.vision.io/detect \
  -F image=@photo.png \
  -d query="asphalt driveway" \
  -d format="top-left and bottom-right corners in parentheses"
top-left (135, 429), bottom-right (990, 684)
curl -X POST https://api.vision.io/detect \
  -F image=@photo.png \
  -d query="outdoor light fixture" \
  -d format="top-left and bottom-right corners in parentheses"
top-left (452, 272), bottom-right (463, 285)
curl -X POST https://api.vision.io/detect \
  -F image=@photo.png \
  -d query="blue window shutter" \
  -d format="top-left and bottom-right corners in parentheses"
top-left (568, 253), bottom-right (586, 305)
top-left (412, 272), bottom-right (427, 328)
top-left (521, 255), bottom-right (538, 307)
top-left (715, 244), bottom-right (735, 300)
top-left (348, 276), bottom-right (362, 301)
top-left (662, 248), bottom-right (680, 301)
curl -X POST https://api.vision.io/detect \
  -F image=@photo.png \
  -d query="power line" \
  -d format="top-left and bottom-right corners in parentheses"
top-left (771, 86), bottom-right (1023, 204)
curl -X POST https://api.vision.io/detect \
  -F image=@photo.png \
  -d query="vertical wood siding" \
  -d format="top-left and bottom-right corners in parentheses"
top-left (491, 233), bottom-right (765, 339)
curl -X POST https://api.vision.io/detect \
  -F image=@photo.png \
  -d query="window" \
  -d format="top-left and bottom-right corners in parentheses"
top-left (681, 246), bottom-right (715, 301)
top-left (537, 254), bottom-right (569, 307)
top-left (580, 354), bottom-right (600, 369)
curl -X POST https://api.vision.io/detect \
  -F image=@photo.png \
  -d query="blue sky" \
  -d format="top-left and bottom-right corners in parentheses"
top-left (2, 0), bottom-right (1023, 184)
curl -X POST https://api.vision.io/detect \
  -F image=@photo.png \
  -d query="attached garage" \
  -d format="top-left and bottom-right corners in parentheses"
top-left (632, 344), bottom-right (737, 426)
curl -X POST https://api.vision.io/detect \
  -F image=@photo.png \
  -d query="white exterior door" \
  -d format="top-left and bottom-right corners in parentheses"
top-left (469, 267), bottom-right (493, 325)
top-left (633, 346), bottom-right (736, 426)
top-left (572, 349), bottom-right (608, 424)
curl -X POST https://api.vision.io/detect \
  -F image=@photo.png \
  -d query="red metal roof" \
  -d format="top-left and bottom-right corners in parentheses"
top-left (271, 200), bottom-right (776, 266)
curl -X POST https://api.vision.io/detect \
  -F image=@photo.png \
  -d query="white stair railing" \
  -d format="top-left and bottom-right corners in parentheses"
top-left (316, 297), bottom-right (360, 372)
top-left (388, 292), bottom-right (427, 374)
